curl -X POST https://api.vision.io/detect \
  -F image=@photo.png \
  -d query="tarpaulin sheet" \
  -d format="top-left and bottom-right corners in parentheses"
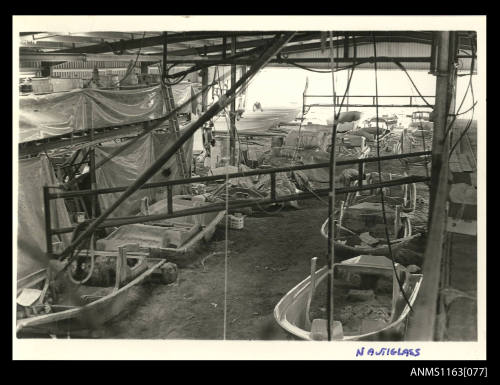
top-left (18, 83), bottom-right (198, 143)
top-left (17, 156), bottom-right (72, 280)
top-left (172, 82), bottom-right (200, 114)
top-left (95, 130), bottom-right (193, 219)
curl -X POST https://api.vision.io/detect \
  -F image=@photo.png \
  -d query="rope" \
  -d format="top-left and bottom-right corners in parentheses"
top-left (372, 34), bottom-right (414, 312)
top-left (326, 31), bottom-right (338, 342)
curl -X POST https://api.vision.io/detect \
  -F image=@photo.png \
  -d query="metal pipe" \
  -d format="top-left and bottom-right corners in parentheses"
top-left (51, 175), bottom-right (431, 235)
top-left (43, 186), bottom-right (53, 254)
top-left (270, 173), bottom-right (276, 201)
top-left (48, 151), bottom-right (432, 200)
top-left (303, 94), bottom-right (435, 98)
top-left (230, 36), bottom-right (237, 165)
top-left (305, 104), bottom-right (433, 108)
top-left (161, 56), bottom-right (432, 65)
top-left (326, 31), bottom-right (337, 341)
top-left (406, 31), bottom-right (457, 341)
top-left (201, 68), bottom-right (209, 112)
top-left (162, 32), bottom-right (167, 82)
top-left (55, 32), bottom-right (297, 262)
top-left (167, 186), bottom-right (173, 214)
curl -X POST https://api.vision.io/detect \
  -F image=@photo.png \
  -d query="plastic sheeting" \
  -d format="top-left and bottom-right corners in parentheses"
top-left (17, 156), bottom-right (72, 280)
top-left (19, 83), bottom-right (199, 143)
top-left (95, 130), bottom-right (193, 219)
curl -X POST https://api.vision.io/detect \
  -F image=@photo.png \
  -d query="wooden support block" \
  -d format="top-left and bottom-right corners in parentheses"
top-left (311, 319), bottom-right (344, 341)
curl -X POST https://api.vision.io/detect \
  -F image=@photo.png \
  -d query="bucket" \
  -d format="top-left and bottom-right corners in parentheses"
top-left (228, 213), bottom-right (245, 229)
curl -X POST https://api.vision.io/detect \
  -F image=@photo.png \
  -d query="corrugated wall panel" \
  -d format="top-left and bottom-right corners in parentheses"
top-left (284, 42), bottom-right (432, 71)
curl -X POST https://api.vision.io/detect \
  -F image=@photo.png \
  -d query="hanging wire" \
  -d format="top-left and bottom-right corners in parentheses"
top-left (107, 31), bottom-right (147, 89)
top-left (405, 71), bottom-right (430, 180)
top-left (442, 36), bottom-right (476, 141)
top-left (55, 62), bottom-right (251, 277)
top-left (324, 32), bottom-right (359, 341)
top-left (164, 63), bottom-right (189, 86)
top-left (449, 78), bottom-right (476, 158)
top-left (325, 30), bottom-right (340, 342)
top-left (285, 57), bottom-right (371, 74)
top-left (372, 34), bottom-right (414, 312)
top-left (393, 61), bottom-right (434, 108)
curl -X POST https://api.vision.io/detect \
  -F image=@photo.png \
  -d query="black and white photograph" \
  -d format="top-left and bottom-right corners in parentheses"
top-left (12, 15), bottom-right (486, 361)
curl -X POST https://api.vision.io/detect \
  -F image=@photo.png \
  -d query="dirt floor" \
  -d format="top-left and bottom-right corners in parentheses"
top-left (76, 128), bottom-right (476, 341)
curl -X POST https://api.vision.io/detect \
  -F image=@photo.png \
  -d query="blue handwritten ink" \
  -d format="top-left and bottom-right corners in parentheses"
top-left (355, 347), bottom-right (421, 357)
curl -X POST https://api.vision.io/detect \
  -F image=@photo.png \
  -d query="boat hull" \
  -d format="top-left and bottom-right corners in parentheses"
top-left (274, 264), bottom-right (422, 341)
top-left (16, 259), bottom-right (165, 336)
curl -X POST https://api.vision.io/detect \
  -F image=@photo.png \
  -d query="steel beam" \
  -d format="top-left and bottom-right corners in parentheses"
top-left (406, 31), bottom-right (458, 341)
top-left (48, 150), bottom-right (432, 200)
top-left (54, 32), bottom-right (297, 264)
top-left (52, 32), bottom-right (282, 55)
top-left (50, 175), bottom-right (430, 235)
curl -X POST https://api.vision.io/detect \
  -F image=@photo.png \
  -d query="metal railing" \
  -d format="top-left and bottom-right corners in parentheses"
top-left (304, 94), bottom-right (435, 109)
top-left (44, 150), bottom-right (432, 255)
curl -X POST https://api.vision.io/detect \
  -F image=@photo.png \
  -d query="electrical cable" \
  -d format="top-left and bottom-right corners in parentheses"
top-left (372, 34), bottom-right (414, 312)
top-left (286, 58), bottom-right (371, 74)
top-left (449, 76), bottom-right (475, 159)
top-left (325, 31), bottom-right (337, 341)
top-left (442, 36), bottom-right (476, 141)
top-left (393, 61), bottom-right (434, 108)
top-left (107, 32), bottom-right (147, 89)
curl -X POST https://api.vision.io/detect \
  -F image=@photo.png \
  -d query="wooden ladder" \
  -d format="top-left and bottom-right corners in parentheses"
top-left (162, 82), bottom-right (190, 186)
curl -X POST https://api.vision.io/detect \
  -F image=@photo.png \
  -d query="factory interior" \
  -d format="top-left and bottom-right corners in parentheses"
top-left (15, 20), bottom-right (483, 350)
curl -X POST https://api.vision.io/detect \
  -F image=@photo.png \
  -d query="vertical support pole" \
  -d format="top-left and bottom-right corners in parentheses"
top-left (43, 186), bottom-right (53, 255)
top-left (201, 68), bottom-right (209, 112)
top-left (115, 246), bottom-right (125, 290)
top-left (270, 173), bottom-right (276, 201)
top-left (162, 32), bottom-right (167, 83)
top-left (344, 33), bottom-right (350, 112)
top-left (41, 62), bottom-right (51, 78)
top-left (241, 65), bottom-right (247, 93)
top-left (358, 160), bottom-right (364, 187)
top-left (230, 36), bottom-right (237, 166)
top-left (167, 186), bottom-right (173, 214)
top-left (88, 99), bottom-right (97, 221)
top-left (326, 31), bottom-right (338, 342)
top-left (140, 62), bottom-right (149, 75)
top-left (406, 31), bottom-right (458, 341)
top-left (140, 61), bottom-right (150, 84)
